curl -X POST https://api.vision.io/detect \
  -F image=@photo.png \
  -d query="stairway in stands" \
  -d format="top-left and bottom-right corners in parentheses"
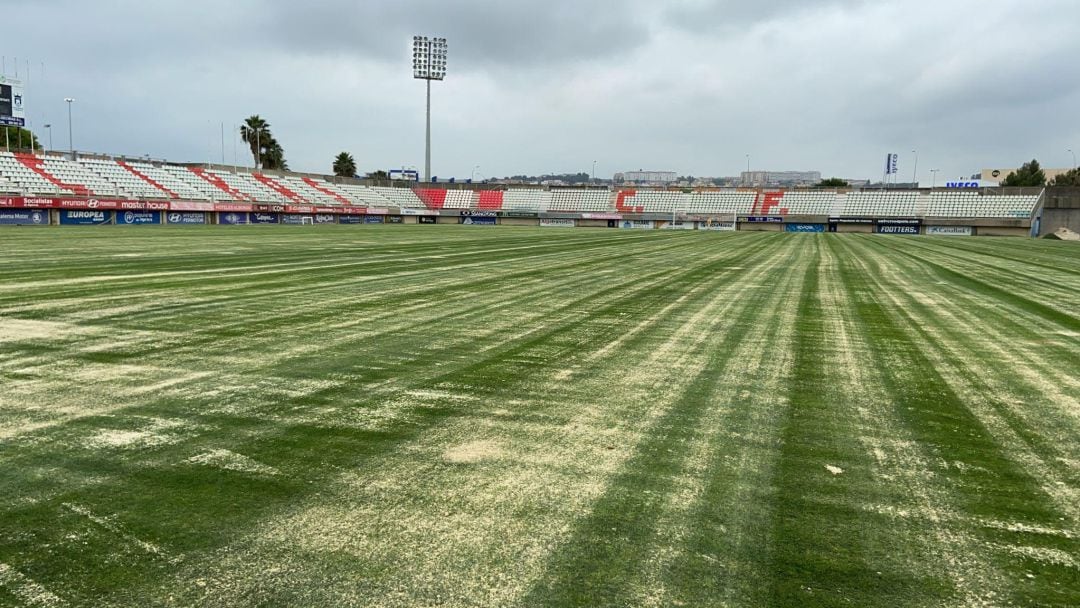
top-left (254, 173), bottom-right (307, 204)
top-left (15, 153), bottom-right (93, 196)
top-left (302, 177), bottom-right (351, 205)
top-left (117, 160), bottom-right (177, 198)
top-left (189, 167), bottom-right (251, 201)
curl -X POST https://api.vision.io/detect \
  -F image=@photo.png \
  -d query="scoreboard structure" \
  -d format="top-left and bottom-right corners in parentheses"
top-left (0, 76), bottom-right (25, 127)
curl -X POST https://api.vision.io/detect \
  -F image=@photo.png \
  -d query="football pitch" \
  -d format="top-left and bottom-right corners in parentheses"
top-left (0, 226), bottom-right (1077, 607)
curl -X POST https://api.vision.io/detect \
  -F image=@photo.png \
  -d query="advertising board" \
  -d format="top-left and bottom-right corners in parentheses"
top-left (166, 212), bottom-right (207, 225)
top-left (0, 209), bottom-right (47, 225)
top-left (926, 226), bottom-right (973, 236)
top-left (59, 210), bottom-right (112, 225)
top-left (115, 211), bottom-right (162, 225)
top-left (540, 219), bottom-right (576, 228)
top-left (785, 223), bottom-right (826, 233)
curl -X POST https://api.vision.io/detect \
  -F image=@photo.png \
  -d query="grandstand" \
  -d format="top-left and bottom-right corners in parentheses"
top-left (0, 151), bottom-right (1046, 227)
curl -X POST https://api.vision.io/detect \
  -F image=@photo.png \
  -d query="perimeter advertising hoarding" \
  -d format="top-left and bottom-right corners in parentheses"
top-left (400, 208), bottom-right (437, 216)
top-left (338, 215), bottom-right (363, 224)
top-left (620, 220), bottom-right (655, 229)
top-left (419, 216), bottom-right (438, 224)
top-left (540, 219), bottom-right (576, 228)
top-left (314, 214), bottom-right (336, 224)
top-left (0, 209), bottom-right (47, 225)
top-left (926, 226), bottom-right (973, 236)
top-left (59, 210), bottom-right (112, 225)
top-left (364, 215), bottom-right (385, 224)
top-left (459, 215), bottom-right (496, 225)
top-left (740, 216), bottom-right (784, 223)
top-left (115, 211), bottom-right (162, 225)
top-left (386, 216), bottom-right (404, 224)
top-left (785, 223), bottom-right (826, 233)
top-left (166, 212), bottom-right (207, 225)
top-left (281, 214), bottom-right (312, 225)
top-left (218, 212), bottom-right (250, 225)
top-left (697, 220), bottom-right (736, 231)
top-left (875, 218), bottom-right (921, 235)
top-left (664, 221), bottom-right (696, 230)
top-left (0, 76), bottom-right (25, 127)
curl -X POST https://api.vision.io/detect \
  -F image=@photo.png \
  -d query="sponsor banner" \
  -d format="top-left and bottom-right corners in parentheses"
top-left (167, 212), bottom-right (207, 225)
top-left (386, 215), bottom-right (404, 224)
top-left (926, 225), bottom-right (973, 236)
top-left (1, 197), bottom-right (169, 211)
top-left (582, 213), bottom-right (622, 220)
top-left (281, 214), bottom-right (312, 225)
top-left (829, 217), bottom-right (874, 224)
top-left (286, 205), bottom-right (314, 214)
top-left (697, 220), bottom-right (736, 231)
top-left (338, 215), bottom-right (363, 224)
top-left (505, 211), bottom-right (539, 218)
top-left (364, 215), bottom-right (385, 224)
top-left (215, 203), bottom-right (254, 212)
top-left (663, 220), bottom-right (696, 230)
top-left (365, 208), bottom-right (390, 215)
top-left (460, 215), bottom-right (496, 225)
top-left (250, 212), bottom-right (279, 224)
top-left (115, 211), bottom-right (162, 225)
top-left (460, 210), bottom-right (497, 217)
top-left (59, 210), bottom-right (112, 225)
top-left (0, 209), bottom-right (48, 225)
top-left (540, 218), bottom-right (576, 228)
top-left (399, 208), bottom-right (436, 216)
top-left (170, 201), bottom-right (215, 211)
top-left (314, 214), bottom-right (336, 224)
top-left (785, 223), bottom-right (826, 233)
top-left (876, 224), bottom-right (920, 235)
top-left (219, 212), bottom-right (251, 225)
top-left (620, 220), bottom-right (655, 229)
top-left (740, 216), bottom-right (784, 223)
top-left (418, 216), bottom-right (438, 224)
top-left (876, 218), bottom-right (921, 226)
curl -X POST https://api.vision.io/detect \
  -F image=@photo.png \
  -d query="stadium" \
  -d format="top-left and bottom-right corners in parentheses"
top-left (2, 3), bottom-right (1080, 608)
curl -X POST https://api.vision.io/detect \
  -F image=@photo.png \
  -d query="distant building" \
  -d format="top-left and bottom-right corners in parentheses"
top-left (980, 167), bottom-right (1073, 184)
top-left (616, 170), bottom-right (678, 184)
top-left (741, 171), bottom-right (821, 186)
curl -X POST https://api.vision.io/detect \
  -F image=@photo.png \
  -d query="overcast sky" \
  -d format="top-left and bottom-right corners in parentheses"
top-left (4, 0), bottom-right (1078, 182)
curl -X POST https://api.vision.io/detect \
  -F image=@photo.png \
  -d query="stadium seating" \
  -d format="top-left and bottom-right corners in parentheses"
top-left (838, 191), bottom-right (919, 217)
top-left (0, 152), bottom-right (1045, 221)
top-left (503, 189), bottom-right (551, 212)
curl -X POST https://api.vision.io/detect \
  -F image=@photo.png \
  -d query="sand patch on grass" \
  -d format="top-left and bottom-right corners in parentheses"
top-left (187, 449), bottom-right (280, 476)
top-left (442, 441), bottom-right (504, 464)
top-left (0, 562), bottom-right (65, 607)
top-left (0, 319), bottom-right (99, 343)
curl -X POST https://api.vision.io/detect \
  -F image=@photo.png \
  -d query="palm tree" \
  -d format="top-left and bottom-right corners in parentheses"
top-left (333, 152), bottom-right (357, 177)
top-left (240, 115), bottom-right (270, 168)
top-left (262, 137), bottom-right (288, 171)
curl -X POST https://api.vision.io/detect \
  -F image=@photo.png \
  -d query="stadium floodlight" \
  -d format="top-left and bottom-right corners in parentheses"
top-left (1069, 148), bottom-right (1076, 169)
top-left (43, 124), bottom-right (52, 152)
top-left (930, 168), bottom-right (940, 189)
top-left (413, 35), bottom-right (448, 182)
top-left (64, 98), bottom-right (75, 158)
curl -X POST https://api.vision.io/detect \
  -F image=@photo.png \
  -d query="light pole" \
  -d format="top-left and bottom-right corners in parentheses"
top-left (745, 154), bottom-right (750, 185)
top-left (1069, 148), bottom-right (1076, 169)
top-left (413, 35), bottom-right (448, 183)
top-left (43, 124), bottom-right (52, 152)
top-left (471, 165), bottom-right (480, 182)
top-left (254, 127), bottom-right (262, 170)
top-left (592, 160), bottom-right (597, 184)
top-left (64, 98), bottom-right (74, 158)
top-left (911, 149), bottom-right (918, 187)
top-left (930, 169), bottom-right (940, 189)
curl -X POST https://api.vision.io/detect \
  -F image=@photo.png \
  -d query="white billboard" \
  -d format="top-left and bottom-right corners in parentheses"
top-left (0, 76), bottom-right (25, 127)
top-left (926, 226), bottom-right (973, 236)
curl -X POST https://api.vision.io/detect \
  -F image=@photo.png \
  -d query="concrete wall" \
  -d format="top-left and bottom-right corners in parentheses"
top-left (1038, 187), bottom-right (1080, 236)
top-left (976, 226), bottom-right (1030, 237)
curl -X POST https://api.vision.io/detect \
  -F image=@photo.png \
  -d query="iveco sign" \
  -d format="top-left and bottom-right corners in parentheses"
top-left (946, 181), bottom-right (980, 188)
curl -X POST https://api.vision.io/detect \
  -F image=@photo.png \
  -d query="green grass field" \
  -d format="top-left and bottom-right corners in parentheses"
top-left (0, 226), bottom-right (1077, 607)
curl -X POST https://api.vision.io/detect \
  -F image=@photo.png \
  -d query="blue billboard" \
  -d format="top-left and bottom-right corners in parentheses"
top-left (115, 211), bottom-right (162, 225)
top-left (460, 216), bottom-right (496, 225)
top-left (218, 212), bottom-right (250, 225)
top-left (785, 223), bottom-right (826, 233)
top-left (338, 215), bottom-right (363, 224)
top-left (60, 210), bottom-right (112, 225)
top-left (281, 214), bottom-right (311, 225)
top-left (0, 209), bottom-right (48, 225)
top-left (251, 212), bottom-right (279, 224)
top-left (166, 212), bottom-right (206, 225)
top-left (363, 215), bottom-right (385, 224)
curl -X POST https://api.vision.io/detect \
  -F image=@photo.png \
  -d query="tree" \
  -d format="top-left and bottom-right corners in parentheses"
top-left (815, 177), bottom-right (849, 188)
top-left (261, 137), bottom-right (288, 171)
top-left (1050, 167), bottom-right (1080, 187)
top-left (240, 115), bottom-right (270, 168)
top-left (2, 126), bottom-right (40, 151)
top-left (1001, 159), bottom-right (1046, 187)
top-left (332, 152), bottom-right (357, 177)
top-left (365, 170), bottom-right (389, 181)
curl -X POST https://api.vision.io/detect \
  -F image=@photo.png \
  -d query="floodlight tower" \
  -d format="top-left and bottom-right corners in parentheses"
top-left (412, 35), bottom-right (448, 183)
